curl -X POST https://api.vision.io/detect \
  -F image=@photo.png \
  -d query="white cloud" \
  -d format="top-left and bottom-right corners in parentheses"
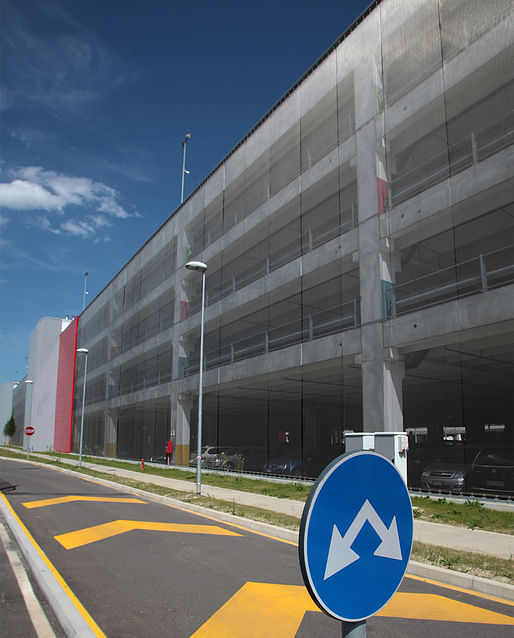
top-left (0, 167), bottom-right (135, 242)
top-left (0, 179), bottom-right (64, 211)
top-left (60, 219), bottom-right (94, 238)
top-left (0, 166), bottom-right (132, 221)
top-left (35, 216), bottom-right (62, 234)
top-left (88, 214), bottom-right (112, 228)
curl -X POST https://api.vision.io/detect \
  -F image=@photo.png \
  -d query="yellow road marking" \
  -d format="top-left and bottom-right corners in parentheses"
top-left (55, 520), bottom-right (242, 549)
top-left (23, 496), bottom-right (146, 509)
top-left (190, 582), bottom-right (319, 638)
top-left (0, 493), bottom-right (107, 637)
top-left (377, 592), bottom-right (514, 624)
top-left (405, 572), bottom-right (514, 607)
top-left (190, 582), bottom-right (514, 637)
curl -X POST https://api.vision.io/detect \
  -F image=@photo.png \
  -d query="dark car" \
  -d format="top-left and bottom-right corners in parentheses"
top-left (470, 447), bottom-right (514, 496)
top-left (221, 446), bottom-right (268, 472)
top-left (263, 448), bottom-right (329, 478)
top-left (263, 450), bottom-right (303, 477)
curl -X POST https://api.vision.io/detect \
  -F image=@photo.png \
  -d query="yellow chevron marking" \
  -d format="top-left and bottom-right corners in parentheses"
top-left (376, 592), bottom-right (514, 624)
top-left (190, 582), bottom-right (514, 637)
top-left (23, 496), bottom-right (146, 509)
top-left (55, 520), bottom-right (241, 549)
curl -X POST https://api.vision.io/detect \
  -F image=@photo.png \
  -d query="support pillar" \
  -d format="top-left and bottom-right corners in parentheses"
top-left (173, 394), bottom-right (192, 466)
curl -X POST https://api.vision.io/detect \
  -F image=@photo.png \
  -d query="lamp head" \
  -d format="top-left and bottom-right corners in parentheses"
top-left (185, 260), bottom-right (207, 273)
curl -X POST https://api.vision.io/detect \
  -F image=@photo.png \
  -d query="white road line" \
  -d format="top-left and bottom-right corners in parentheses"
top-left (0, 523), bottom-right (57, 638)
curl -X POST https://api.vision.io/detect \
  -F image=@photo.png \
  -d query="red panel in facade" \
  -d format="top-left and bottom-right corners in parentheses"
top-left (54, 318), bottom-right (78, 452)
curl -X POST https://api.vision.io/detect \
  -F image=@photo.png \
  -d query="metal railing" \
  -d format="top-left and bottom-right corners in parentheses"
top-left (385, 246), bottom-right (513, 318)
top-left (184, 297), bottom-right (360, 375)
top-left (189, 204), bottom-right (358, 314)
top-left (391, 118), bottom-right (513, 208)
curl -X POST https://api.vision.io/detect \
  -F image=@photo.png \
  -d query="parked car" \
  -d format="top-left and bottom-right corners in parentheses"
top-left (189, 445), bottom-right (222, 467)
top-left (203, 446), bottom-right (268, 472)
top-left (235, 446), bottom-right (268, 472)
top-left (263, 450), bottom-right (304, 477)
top-left (203, 447), bottom-right (241, 470)
top-left (419, 447), bottom-right (477, 493)
top-left (262, 448), bottom-right (328, 478)
top-left (470, 447), bottom-right (514, 497)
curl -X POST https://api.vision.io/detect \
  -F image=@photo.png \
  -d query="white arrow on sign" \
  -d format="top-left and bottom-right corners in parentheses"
top-left (324, 499), bottom-right (402, 580)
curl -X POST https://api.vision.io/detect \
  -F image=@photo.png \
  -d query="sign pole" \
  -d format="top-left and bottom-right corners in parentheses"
top-left (342, 620), bottom-right (366, 636)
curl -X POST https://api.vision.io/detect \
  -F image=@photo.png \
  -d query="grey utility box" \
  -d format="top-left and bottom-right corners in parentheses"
top-left (343, 431), bottom-right (409, 485)
top-left (344, 432), bottom-right (375, 453)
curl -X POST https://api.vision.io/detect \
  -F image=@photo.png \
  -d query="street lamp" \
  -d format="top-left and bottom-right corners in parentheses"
top-left (185, 260), bottom-right (208, 494)
top-left (82, 271), bottom-right (89, 311)
top-left (180, 133), bottom-right (191, 204)
top-left (76, 348), bottom-right (89, 467)
top-left (24, 379), bottom-right (33, 459)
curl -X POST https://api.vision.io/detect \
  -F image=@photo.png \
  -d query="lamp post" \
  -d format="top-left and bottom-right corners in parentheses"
top-left (180, 133), bottom-right (191, 204)
top-left (24, 379), bottom-right (33, 459)
top-left (185, 260), bottom-right (207, 494)
top-left (76, 348), bottom-right (89, 467)
top-left (82, 271), bottom-right (89, 311)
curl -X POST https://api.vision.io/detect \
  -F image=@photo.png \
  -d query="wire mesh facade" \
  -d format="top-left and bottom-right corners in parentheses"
top-left (73, 0), bottom-right (513, 492)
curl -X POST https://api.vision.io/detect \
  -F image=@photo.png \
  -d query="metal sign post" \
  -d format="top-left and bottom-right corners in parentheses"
top-left (24, 426), bottom-right (35, 459)
top-left (342, 620), bottom-right (366, 636)
top-left (299, 451), bottom-right (413, 635)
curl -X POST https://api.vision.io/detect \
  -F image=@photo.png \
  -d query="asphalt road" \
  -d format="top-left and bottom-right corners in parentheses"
top-left (1, 458), bottom-right (513, 638)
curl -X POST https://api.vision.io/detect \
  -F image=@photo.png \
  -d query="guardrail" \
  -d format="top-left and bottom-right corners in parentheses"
top-left (384, 245), bottom-right (513, 317)
top-left (185, 297), bottom-right (360, 374)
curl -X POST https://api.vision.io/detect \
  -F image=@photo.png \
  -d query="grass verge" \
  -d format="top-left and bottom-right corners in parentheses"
top-left (411, 495), bottom-right (513, 535)
top-left (411, 541), bottom-right (513, 584)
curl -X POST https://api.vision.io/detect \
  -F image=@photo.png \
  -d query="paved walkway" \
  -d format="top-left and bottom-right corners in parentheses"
top-left (33, 455), bottom-right (514, 560)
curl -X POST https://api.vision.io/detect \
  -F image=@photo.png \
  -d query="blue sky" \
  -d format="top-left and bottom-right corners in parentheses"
top-left (0, 0), bottom-right (372, 385)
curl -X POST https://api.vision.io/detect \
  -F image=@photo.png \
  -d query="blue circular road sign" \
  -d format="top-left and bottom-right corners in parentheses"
top-left (299, 450), bottom-right (413, 622)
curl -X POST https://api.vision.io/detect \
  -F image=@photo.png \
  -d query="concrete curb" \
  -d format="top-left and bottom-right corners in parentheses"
top-left (0, 494), bottom-right (101, 637)
top-left (3, 455), bottom-right (514, 603)
top-left (407, 561), bottom-right (514, 601)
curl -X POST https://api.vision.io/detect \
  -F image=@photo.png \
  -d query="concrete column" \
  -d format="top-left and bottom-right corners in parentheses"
top-left (173, 271), bottom-right (197, 381)
top-left (361, 335), bottom-right (405, 433)
top-left (355, 58), bottom-right (405, 434)
top-left (173, 394), bottom-right (192, 466)
top-left (104, 411), bottom-right (117, 458)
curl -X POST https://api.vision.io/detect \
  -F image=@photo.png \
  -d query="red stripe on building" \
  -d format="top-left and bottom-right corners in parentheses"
top-left (54, 317), bottom-right (79, 452)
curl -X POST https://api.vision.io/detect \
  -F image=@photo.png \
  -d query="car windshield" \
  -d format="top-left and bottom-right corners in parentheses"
top-left (475, 448), bottom-right (514, 467)
top-left (431, 448), bottom-right (467, 463)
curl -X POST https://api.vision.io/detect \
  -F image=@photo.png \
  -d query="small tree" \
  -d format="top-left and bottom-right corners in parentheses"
top-left (3, 415), bottom-right (16, 443)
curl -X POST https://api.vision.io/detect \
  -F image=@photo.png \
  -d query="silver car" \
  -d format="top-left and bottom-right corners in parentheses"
top-left (420, 448), bottom-right (476, 493)
top-left (189, 445), bottom-right (221, 467)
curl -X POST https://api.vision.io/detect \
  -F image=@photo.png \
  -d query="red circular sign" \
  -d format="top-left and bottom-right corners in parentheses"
top-left (24, 426), bottom-right (35, 436)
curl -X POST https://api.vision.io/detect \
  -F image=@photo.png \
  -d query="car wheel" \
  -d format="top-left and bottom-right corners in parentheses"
top-left (224, 462), bottom-right (235, 471)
